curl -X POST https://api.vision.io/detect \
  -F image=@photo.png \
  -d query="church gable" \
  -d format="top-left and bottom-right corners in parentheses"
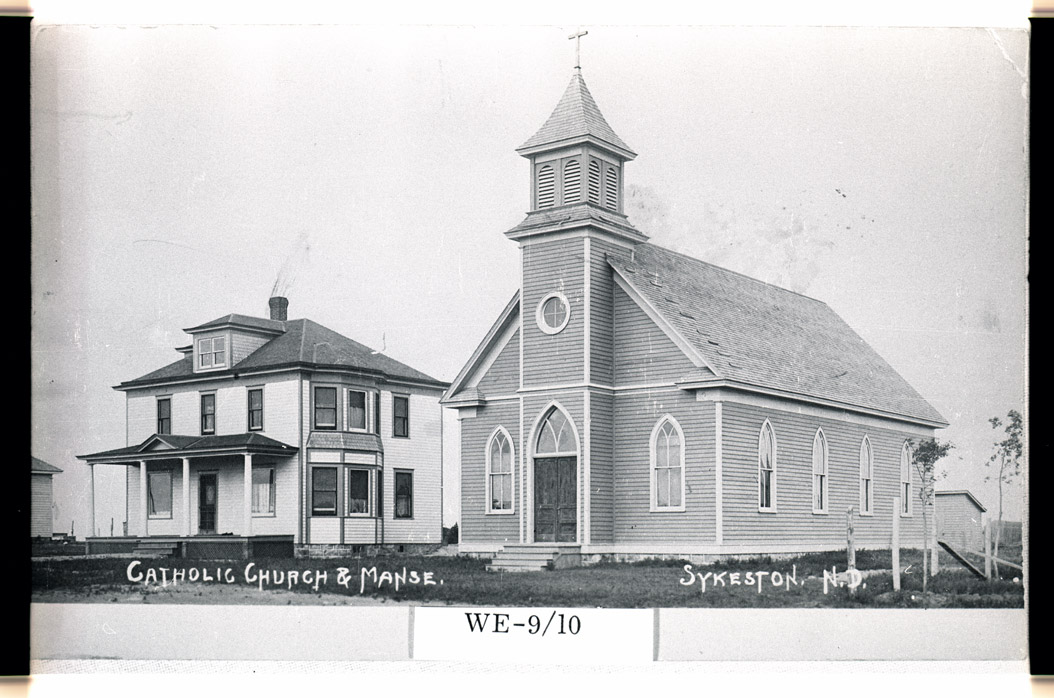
top-left (613, 282), bottom-right (708, 385)
top-left (475, 328), bottom-right (520, 396)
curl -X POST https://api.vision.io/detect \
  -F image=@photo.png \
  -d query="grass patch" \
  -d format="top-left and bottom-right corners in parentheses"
top-left (31, 551), bottom-right (1024, 608)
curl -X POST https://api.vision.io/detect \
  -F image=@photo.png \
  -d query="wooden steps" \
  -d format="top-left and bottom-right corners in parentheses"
top-left (131, 540), bottom-right (180, 558)
top-left (486, 544), bottom-right (581, 573)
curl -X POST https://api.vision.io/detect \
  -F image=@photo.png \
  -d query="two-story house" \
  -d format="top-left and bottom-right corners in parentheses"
top-left (79, 296), bottom-right (448, 558)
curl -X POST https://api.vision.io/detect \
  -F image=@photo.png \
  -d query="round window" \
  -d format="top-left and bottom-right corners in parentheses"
top-left (536, 292), bottom-right (570, 335)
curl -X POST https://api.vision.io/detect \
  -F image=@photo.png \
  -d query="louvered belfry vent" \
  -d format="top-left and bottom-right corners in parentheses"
top-left (563, 159), bottom-right (581, 204)
top-left (605, 165), bottom-right (619, 209)
top-left (537, 164), bottom-right (555, 208)
top-left (588, 160), bottom-right (601, 204)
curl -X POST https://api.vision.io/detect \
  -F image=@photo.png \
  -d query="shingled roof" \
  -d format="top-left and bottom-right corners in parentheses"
top-left (119, 317), bottom-right (447, 389)
top-left (517, 71), bottom-right (636, 158)
top-left (607, 243), bottom-right (947, 426)
top-left (31, 457), bottom-right (62, 474)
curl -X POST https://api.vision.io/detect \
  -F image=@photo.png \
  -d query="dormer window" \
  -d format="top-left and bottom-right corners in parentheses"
top-left (198, 336), bottom-right (227, 369)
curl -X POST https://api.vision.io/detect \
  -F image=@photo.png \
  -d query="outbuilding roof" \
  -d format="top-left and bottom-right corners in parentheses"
top-left (936, 490), bottom-right (987, 512)
top-left (607, 243), bottom-right (947, 426)
top-left (120, 318), bottom-right (447, 390)
top-left (31, 457), bottom-right (63, 474)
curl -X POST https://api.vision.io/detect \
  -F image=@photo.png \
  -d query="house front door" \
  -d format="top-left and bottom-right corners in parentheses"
top-left (534, 457), bottom-right (576, 543)
top-left (199, 473), bottom-right (217, 534)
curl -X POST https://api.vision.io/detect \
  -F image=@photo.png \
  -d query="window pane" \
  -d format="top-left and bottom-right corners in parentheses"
top-left (395, 472), bottom-right (412, 518)
top-left (348, 470), bottom-right (369, 513)
top-left (312, 468), bottom-right (337, 515)
top-left (314, 468), bottom-right (336, 489)
top-left (760, 471), bottom-right (771, 508)
top-left (656, 468), bottom-right (670, 507)
top-left (148, 471), bottom-right (172, 516)
top-left (393, 397), bottom-right (409, 437)
top-left (348, 391), bottom-right (366, 429)
top-left (252, 468), bottom-right (274, 513)
top-left (536, 424), bottom-right (557, 454)
top-left (315, 387), bottom-right (337, 428)
top-left (669, 467), bottom-right (682, 507)
top-left (213, 337), bottom-right (225, 351)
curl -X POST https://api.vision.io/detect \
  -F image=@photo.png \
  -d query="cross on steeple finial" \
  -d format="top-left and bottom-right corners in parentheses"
top-left (569, 29), bottom-right (588, 70)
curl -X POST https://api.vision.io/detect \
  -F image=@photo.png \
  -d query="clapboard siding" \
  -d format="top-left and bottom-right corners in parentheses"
top-left (125, 373), bottom-right (300, 444)
top-left (476, 329), bottom-right (520, 396)
top-left (309, 517), bottom-right (341, 544)
top-left (344, 517), bottom-right (378, 543)
top-left (721, 401), bottom-right (927, 547)
top-left (522, 238), bottom-right (585, 386)
top-left (590, 238), bottom-right (626, 385)
top-left (230, 331), bottom-right (272, 365)
top-left (460, 400), bottom-right (520, 544)
top-left (380, 390), bottom-right (443, 543)
top-left (937, 494), bottom-right (984, 552)
top-left (589, 390), bottom-right (615, 543)
top-left (613, 284), bottom-right (697, 384)
top-left (612, 391), bottom-right (716, 543)
top-left (31, 474), bottom-right (54, 537)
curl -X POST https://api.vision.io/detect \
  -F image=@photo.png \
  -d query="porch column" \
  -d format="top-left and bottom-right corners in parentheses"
top-left (182, 457), bottom-right (191, 537)
top-left (139, 460), bottom-right (148, 537)
top-left (89, 464), bottom-right (96, 538)
top-left (243, 453), bottom-right (253, 537)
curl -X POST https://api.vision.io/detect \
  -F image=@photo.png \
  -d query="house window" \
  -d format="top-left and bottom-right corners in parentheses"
top-left (487, 428), bottom-right (515, 513)
top-left (157, 397), bottom-right (171, 435)
top-left (314, 387), bottom-right (337, 430)
top-left (651, 417), bottom-right (685, 511)
top-left (900, 442), bottom-right (913, 516)
top-left (252, 466), bottom-right (275, 514)
top-left (197, 336), bottom-right (227, 369)
top-left (812, 428), bottom-right (828, 513)
top-left (536, 291), bottom-right (571, 335)
top-left (562, 159), bottom-right (581, 204)
top-left (147, 469), bottom-right (172, 518)
top-left (758, 421), bottom-right (776, 511)
top-left (200, 393), bottom-right (216, 435)
top-left (248, 388), bottom-right (263, 431)
top-left (859, 436), bottom-right (874, 515)
top-left (347, 390), bottom-right (367, 431)
top-left (537, 164), bottom-right (555, 208)
top-left (393, 396), bottom-right (409, 438)
top-left (311, 467), bottom-right (337, 516)
top-left (374, 393), bottom-right (381, 435)
top-left (346, 468), bottom-right (372, 515)
top-left (394, 471), bottom-right (413, 519)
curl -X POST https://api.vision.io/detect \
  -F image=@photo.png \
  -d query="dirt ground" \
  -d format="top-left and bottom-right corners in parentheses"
top-left (32, 582), bottom-right (449, 606)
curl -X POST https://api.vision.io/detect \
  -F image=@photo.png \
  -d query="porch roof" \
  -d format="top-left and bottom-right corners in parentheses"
top-left (77, 432), bottom-right (298, 464)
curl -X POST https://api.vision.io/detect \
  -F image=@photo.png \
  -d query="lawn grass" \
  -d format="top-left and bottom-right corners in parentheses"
top-left (31, 549), bottom-right (1024, 608)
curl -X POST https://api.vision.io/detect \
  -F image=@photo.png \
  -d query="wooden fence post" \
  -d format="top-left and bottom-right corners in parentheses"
top-left (930, 502), bottom-right (939, 576)
top-left (984, 521), bottom-right (992, 580)
top-left (847, 506), bottom-right (856, 594)
top-left (892, 497), bottom-right (901, 591)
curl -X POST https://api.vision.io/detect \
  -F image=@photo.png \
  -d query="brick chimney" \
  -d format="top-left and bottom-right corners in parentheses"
top-left (269, 296), bottom-right (288, 321)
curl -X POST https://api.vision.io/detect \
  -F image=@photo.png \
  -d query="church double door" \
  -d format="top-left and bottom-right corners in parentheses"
top-left (534, 457), bottom-right (577, 543)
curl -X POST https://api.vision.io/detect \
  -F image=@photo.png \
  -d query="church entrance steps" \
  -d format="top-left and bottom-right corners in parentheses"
top-left (486, 544), bottom-right (582, 572)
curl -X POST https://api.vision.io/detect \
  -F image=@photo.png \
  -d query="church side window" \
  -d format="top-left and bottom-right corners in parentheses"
top-left (812, 429), bottom-right (828, 514)
top-left (758, 421), bottom-right (776, 511)
top-left (537, 164), bottom-right (555, 208)
top-left (651, 417), bottom-right (685, 512)
top-left (859, 436), bottom-right (874, 515)
top-left (587, 160), bottom-right (601, 204)
top-left (900, 442), bottom-right (913, 516)
top-left (562, 159), bottom-right (581, 204)
top-left (486, 428), bottom-right (515, 513)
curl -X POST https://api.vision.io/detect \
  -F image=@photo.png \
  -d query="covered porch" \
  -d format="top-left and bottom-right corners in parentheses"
top-left (79, 433), bottom-right (299, 552)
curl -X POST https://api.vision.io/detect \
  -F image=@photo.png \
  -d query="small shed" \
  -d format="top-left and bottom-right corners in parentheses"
top-left (31, 457), bottom-right (63, 539)
top-left (936, 490), bottom-right (986, 552)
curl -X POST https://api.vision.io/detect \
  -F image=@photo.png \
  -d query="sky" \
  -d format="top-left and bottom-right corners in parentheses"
top-left (30, 22), bottom-right (1028, 538)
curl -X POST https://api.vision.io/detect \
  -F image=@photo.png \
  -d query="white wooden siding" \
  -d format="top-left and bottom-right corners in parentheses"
top-left (612, 391), bottom-right (716, 543)
top-left (476, 329), bottom-right (520, 396)
top-left (309, 517), bottom-right (341, 544)
top-left (721, 401), bottom-right (927, 548)
top-left (589, 239), bottom-right (625, 385)
top-left (613, 284), bottom-right (697, 384)
top-left (522, 238), bottom-right (585, 386)
top-left (589, 390), bottom-right (615, 543)
top-left (460, 400), bottom-right (520, 544)
top-left (379, 390), bottom-right (443, 543)
top-left (936, 494), bottom-right (984, 552)
top-left (344, 517), bottom-right (378, 543)
top-left (31, 474), bottom-right (54, 537)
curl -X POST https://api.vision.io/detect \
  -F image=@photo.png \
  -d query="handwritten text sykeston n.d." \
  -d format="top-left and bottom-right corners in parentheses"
top-left (678, 564), bottom-right (864, 594)
top-left (125, 560), bottom-right (443, 593)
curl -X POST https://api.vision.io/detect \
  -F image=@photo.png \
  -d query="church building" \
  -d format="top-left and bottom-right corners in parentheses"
top-left (441, 64), bottom-right (948, 566)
